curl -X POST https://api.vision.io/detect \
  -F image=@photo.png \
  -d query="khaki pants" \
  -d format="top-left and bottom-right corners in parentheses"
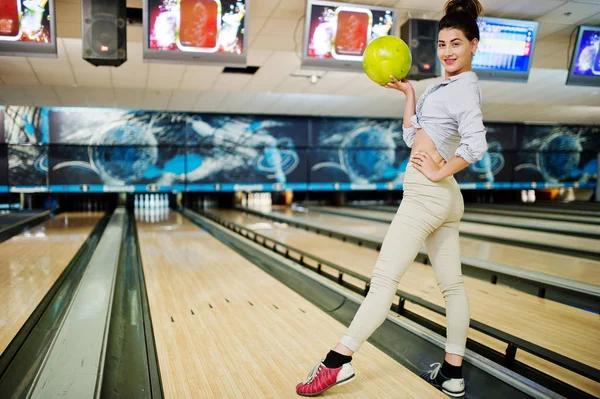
top-left (340, 164), bottom-right (469, 356)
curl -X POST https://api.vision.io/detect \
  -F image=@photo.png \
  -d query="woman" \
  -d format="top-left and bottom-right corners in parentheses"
top-left (296, 0), bottom-right (487, 397)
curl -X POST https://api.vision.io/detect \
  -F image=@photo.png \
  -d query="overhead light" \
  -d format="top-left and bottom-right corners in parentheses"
top-left (291, 69), bottom-right (325, 78)
top-left (289, 71), bottom-right (321, 84)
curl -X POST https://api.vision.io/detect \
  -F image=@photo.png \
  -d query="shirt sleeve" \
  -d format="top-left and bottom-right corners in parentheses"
top-left (402, 114), bottom-right (421, 148)
top-left (447, 82), bottom-right (487, 163)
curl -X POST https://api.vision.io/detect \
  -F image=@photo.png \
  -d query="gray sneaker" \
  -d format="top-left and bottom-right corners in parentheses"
top-left (420, 362), bottom-right (466, 397)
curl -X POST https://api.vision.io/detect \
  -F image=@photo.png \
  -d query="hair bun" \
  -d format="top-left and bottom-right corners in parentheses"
top-left (444, 0), bottom-right (482, 20)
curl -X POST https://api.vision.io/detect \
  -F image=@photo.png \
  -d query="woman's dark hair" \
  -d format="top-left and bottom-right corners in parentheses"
top-left (439, 0), bottom-right (483, 42)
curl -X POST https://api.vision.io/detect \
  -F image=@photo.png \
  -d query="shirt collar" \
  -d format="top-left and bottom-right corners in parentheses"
top-left (428, 71), bottom-right (478, 90)
top-left (446, 71), bottom-right (478, 83)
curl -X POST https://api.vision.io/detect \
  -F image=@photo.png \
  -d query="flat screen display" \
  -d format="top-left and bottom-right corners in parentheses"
top-left (302, 0), bottom-right (397, 71)
top-left (566, 25), bottom-right (600, 87)
top-left (143, 0), bottom-right (248, 66)
top-left (0, 0), bottom-right (56, 57)
top-left (472, 16), bottom-right (538, 82)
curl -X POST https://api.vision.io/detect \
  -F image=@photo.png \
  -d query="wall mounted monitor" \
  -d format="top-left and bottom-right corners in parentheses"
top-left (472, 16), bottom-right (538, 82)
top-left (143, 0), bottom-right (249, 66)
top-left (301, 0), bottom-right (397, 72)
top-left (0, 0), bottom-right (57, 57)
top-left (566, 25), bottom-right (600, 87)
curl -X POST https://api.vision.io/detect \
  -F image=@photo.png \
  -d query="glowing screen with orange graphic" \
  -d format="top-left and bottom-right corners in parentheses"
top-left (306, 2), bottom-right (394, 61)
top-left (179, 0), bottom-right (219, 50)
top-left (148, 0), bottom-right (246, 54)
top-left (335, 10), bottom-right (370, 57)
top-left (0, 0), bottom-right (52, 43)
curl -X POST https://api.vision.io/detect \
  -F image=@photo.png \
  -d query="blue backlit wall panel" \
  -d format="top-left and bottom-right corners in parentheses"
top-left (186, 147), bottom-right (307, 185)
top-left (309, 148), bottom-right (410, 186)
top-left (186, 115), bottom-right (310, 148)
top-left (514, 125), bottom-right (599, 186)
top-left (4, 106), bottom-right (49, 145)
top-left (312, 118), bottom-right (403, 150)
top-left (0, 105), bottom-right (598, 193)
top-left (49, 108), bottom-right (188, 146)
top-left (0, 146), bottom-right (8, 190)
top-left (0, 108), bottom-right (5, 144)
top-left (455, 123), bottom-right (517, 184)
top-left (8, 145), bottom-right (48, 188)
top-left (49, 145), bottom-right (187, 190)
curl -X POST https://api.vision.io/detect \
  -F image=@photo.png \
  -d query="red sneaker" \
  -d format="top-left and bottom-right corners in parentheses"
top-left (296, 361), bottom-right (355, 396)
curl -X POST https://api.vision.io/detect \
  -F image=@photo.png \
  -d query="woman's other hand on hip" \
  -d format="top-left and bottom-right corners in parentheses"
top-left (411, 152), bottom-right (446, 182)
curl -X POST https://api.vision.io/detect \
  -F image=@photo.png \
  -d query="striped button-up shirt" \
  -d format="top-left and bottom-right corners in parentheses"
top-left (403, 71), bottom-right (487, 164)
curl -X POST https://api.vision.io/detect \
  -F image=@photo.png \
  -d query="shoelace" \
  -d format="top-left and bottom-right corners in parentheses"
top-left (420, 362), bottom-right (442, 381)
top-left (304, 362), bottom-right (324, 384)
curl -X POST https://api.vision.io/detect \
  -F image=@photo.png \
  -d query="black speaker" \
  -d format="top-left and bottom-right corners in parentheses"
top-left (401, 19), bottom-right (439, 80)
top-left (82, 0), bottom-right (127, 67)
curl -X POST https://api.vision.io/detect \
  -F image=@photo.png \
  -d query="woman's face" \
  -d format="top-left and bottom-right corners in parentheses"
top-left (438, 28), bottom-right (478, 77)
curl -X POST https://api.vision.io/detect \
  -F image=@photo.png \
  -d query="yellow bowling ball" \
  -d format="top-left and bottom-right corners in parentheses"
top-left (363, 36), bottom-right (412, 85)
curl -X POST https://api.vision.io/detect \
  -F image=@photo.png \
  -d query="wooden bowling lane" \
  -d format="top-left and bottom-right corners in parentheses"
top-left (403, 301), bottom-right (600, 396)
top-left (467, 203), bottom-right (600, 218)
top-left (463, 211), bottom-right (600, 236)
top-left (0, 212), bottom-right (103, 355)
top-left (271, 207), bottom-right (391, 237)
top-left (374, 205), bottom-right (600, 225)
top-left (335, 206), bottom-right (600, 235)
top-left (315, 206), bottom-right (600, 254)
top-left (269, 207), bottom-right (600, 286)
top-left (465, 209), bottom-right (600, 226)
top-left (213, 209), bottom-right (600, 396)
top-left (135, 212), bottom-right (446, 399)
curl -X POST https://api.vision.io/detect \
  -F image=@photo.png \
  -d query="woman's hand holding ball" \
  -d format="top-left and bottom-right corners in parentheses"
top-left (383, 75), bottom-right (413, 94)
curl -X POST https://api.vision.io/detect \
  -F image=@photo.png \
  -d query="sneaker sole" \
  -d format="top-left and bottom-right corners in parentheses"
top-left (296, 374), bottom-right (355, 397)
top-left (442, 388), bottom-right (465, 398)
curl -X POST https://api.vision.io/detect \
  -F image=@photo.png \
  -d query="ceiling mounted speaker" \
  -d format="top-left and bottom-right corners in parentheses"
top-left (401, 19), bottom-right (439, 81)
top-left (82, 0), bottom-right (127, 67)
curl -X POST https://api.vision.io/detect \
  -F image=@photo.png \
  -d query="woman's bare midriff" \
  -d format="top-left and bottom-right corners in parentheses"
top-left (411, 128), bottom-right (444, 165)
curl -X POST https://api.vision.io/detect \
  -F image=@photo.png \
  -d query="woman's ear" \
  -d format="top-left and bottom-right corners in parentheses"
top-left (471, 38), bottom-right (479, 56)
